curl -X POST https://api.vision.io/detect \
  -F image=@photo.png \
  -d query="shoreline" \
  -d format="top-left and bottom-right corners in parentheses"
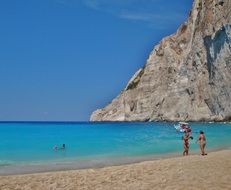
top-left (1, 149), bottom-right (231, 189)
top-left (1, 147), bottom-right (230, 176)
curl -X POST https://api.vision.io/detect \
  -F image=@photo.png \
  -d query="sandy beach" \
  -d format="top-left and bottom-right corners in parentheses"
top-left (0, 149), bottom-right (231, 190)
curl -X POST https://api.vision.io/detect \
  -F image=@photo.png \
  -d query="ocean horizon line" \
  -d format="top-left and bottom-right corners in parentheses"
top-left (0, 120), bottom-right (229, 124)
top-left (0, 120), bottom-right (159, 124)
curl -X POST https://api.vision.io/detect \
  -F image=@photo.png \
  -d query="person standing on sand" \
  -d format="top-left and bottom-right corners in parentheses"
top-left (182, 132), bottom-right (190, 156)
top-left (197, 131), bottom-right (207, 156)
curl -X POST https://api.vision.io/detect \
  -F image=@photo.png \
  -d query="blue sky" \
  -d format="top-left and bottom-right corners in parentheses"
top-left (0, 0), bottom-right (192, 121)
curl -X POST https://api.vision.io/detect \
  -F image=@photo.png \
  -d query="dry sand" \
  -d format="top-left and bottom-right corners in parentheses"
top-left (1, 150), bottom-right (231, 190)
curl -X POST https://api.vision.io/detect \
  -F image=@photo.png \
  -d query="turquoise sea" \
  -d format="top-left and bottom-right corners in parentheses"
top-left (0, 122), bottom-right (231, 174)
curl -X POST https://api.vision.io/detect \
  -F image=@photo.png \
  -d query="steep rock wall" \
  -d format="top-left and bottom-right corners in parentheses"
top-left (91, 0), bottom-right (231, 122)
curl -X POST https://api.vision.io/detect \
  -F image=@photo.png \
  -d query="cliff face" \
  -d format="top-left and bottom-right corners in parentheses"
top-left (91, 0), bottom-right (231, 122)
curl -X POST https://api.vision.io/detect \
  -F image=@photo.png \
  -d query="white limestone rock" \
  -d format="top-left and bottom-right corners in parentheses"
top-left (91, 0), bottom-right (231, 122)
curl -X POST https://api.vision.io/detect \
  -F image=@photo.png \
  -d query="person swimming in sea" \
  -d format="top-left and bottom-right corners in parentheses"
top-left (61, 144), bottom-right (65, 150)
top-left (53, 145), bottom-right (58, 151)
top-left (197, 131), bottom-right (207, 156)
top-left (53, 144), bottom-right (65, 151)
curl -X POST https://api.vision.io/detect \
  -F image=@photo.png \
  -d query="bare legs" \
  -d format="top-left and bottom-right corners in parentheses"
top-left (200, 142), bottom-right (206, 155)
top-left (183, 144), bottom-right (189, 156)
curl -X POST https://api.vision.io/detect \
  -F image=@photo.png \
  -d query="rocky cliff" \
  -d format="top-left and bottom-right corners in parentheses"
top-left (91, 0), bottom-right (231, 122)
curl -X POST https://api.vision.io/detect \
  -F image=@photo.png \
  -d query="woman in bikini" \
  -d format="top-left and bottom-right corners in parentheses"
top-left (197, 131), bottom-right (207, 155)
top-left (183, 132), bottom-right (190, 156)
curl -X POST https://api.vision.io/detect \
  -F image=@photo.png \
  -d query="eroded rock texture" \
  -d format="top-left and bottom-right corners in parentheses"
top-left (91, 0), bottom-right (231, 122)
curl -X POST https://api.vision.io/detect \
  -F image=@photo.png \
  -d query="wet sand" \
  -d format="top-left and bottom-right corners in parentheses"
top-left (1, 150), bottom-right (231, 190)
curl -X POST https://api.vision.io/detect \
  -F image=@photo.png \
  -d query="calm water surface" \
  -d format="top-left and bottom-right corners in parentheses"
top-left (0, 122), bottom-right (231, 167)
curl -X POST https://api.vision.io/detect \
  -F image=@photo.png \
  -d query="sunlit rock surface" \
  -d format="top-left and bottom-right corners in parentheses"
top-left (91, 0), bottom-right (231, 122)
